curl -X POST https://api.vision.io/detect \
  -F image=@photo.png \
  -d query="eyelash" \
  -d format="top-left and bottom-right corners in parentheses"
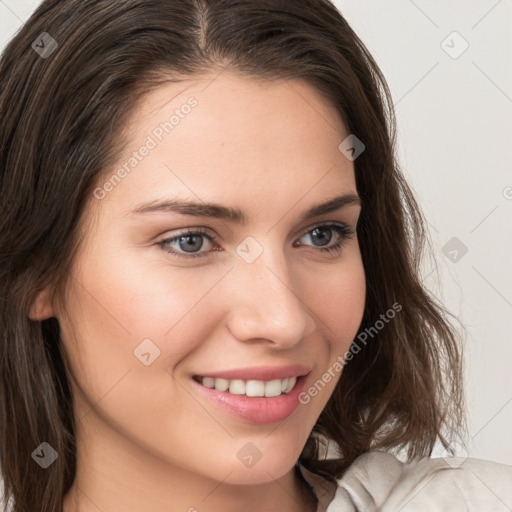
top-left (157, 223), bottom-right (355, 260)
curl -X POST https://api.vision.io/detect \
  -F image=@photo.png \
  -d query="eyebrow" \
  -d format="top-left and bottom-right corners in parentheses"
top-left (129, 193), bottom-right (361, 224)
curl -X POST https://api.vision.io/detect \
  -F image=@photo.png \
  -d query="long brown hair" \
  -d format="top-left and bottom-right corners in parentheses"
top-left (0, 0), bottom-right (465, 510)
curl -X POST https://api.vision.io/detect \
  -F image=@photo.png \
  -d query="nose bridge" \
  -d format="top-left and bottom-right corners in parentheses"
top-left (224, 237), bottom-right (311, 346)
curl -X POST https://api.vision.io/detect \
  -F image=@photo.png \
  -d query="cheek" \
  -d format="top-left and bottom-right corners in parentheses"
top-left (57, 267), bottom-right (201, 453)
top-left (306, 254), bottom-right (366, 348)
top-left (66, 245), bottom-right (228, 342)
top-left (57, 249), bottom-right (230, 398)
top-left (291, 254), bottom-right (365, 412)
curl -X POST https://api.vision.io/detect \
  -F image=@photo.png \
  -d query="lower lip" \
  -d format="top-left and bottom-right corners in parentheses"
top-left (190, 375), bottom-right (307, 424)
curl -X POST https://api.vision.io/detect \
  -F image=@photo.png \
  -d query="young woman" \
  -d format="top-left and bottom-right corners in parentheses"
top-left (0, 1), bottom-right (510, 511)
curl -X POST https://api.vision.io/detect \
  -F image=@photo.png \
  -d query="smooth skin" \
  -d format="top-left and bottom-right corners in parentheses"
top-left (30, 71), bottom-right (366, 512)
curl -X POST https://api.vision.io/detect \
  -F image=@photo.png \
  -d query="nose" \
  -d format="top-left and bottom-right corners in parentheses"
top-left (223, 243), bottom-right (314, 348)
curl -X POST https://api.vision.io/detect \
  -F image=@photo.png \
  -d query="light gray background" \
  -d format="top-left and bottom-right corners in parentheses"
top-left (1, 0), bottom-right (511, 464)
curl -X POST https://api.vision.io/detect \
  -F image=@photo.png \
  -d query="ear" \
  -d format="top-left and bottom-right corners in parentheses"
top-left (28, 286), bottom-right (56, 321)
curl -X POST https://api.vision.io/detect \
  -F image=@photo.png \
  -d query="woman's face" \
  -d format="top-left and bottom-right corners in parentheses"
top-left (42, 72), bottom-right (365, 485)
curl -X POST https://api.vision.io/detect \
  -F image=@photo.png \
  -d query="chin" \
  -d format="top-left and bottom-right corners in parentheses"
top-left (212, 449), bottom-right (299, 486)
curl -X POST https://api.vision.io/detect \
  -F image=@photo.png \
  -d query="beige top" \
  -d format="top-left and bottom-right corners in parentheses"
top-left (297, 451), bottom-right (512, 511)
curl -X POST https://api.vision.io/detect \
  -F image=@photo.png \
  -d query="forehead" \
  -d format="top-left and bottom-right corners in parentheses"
top-left (124, 70), bottom-right (347, 156)
top-left (90, 71), bottom-right (356, 222)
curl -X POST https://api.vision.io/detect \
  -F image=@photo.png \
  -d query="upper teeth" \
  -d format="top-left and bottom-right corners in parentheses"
top-left (198, 376), bottom-right (297, 397)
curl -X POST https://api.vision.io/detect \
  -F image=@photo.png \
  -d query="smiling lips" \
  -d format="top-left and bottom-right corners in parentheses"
top-left (192, 363), bottom-right (310, 398)
top-left (194, 375), bottom-right (298, 397)
top-left (191, 368), bottom-right (309, 424)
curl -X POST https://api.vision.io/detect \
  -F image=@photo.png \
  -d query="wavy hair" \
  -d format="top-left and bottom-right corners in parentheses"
top-left (0, 0), bottom-right (465, 510)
